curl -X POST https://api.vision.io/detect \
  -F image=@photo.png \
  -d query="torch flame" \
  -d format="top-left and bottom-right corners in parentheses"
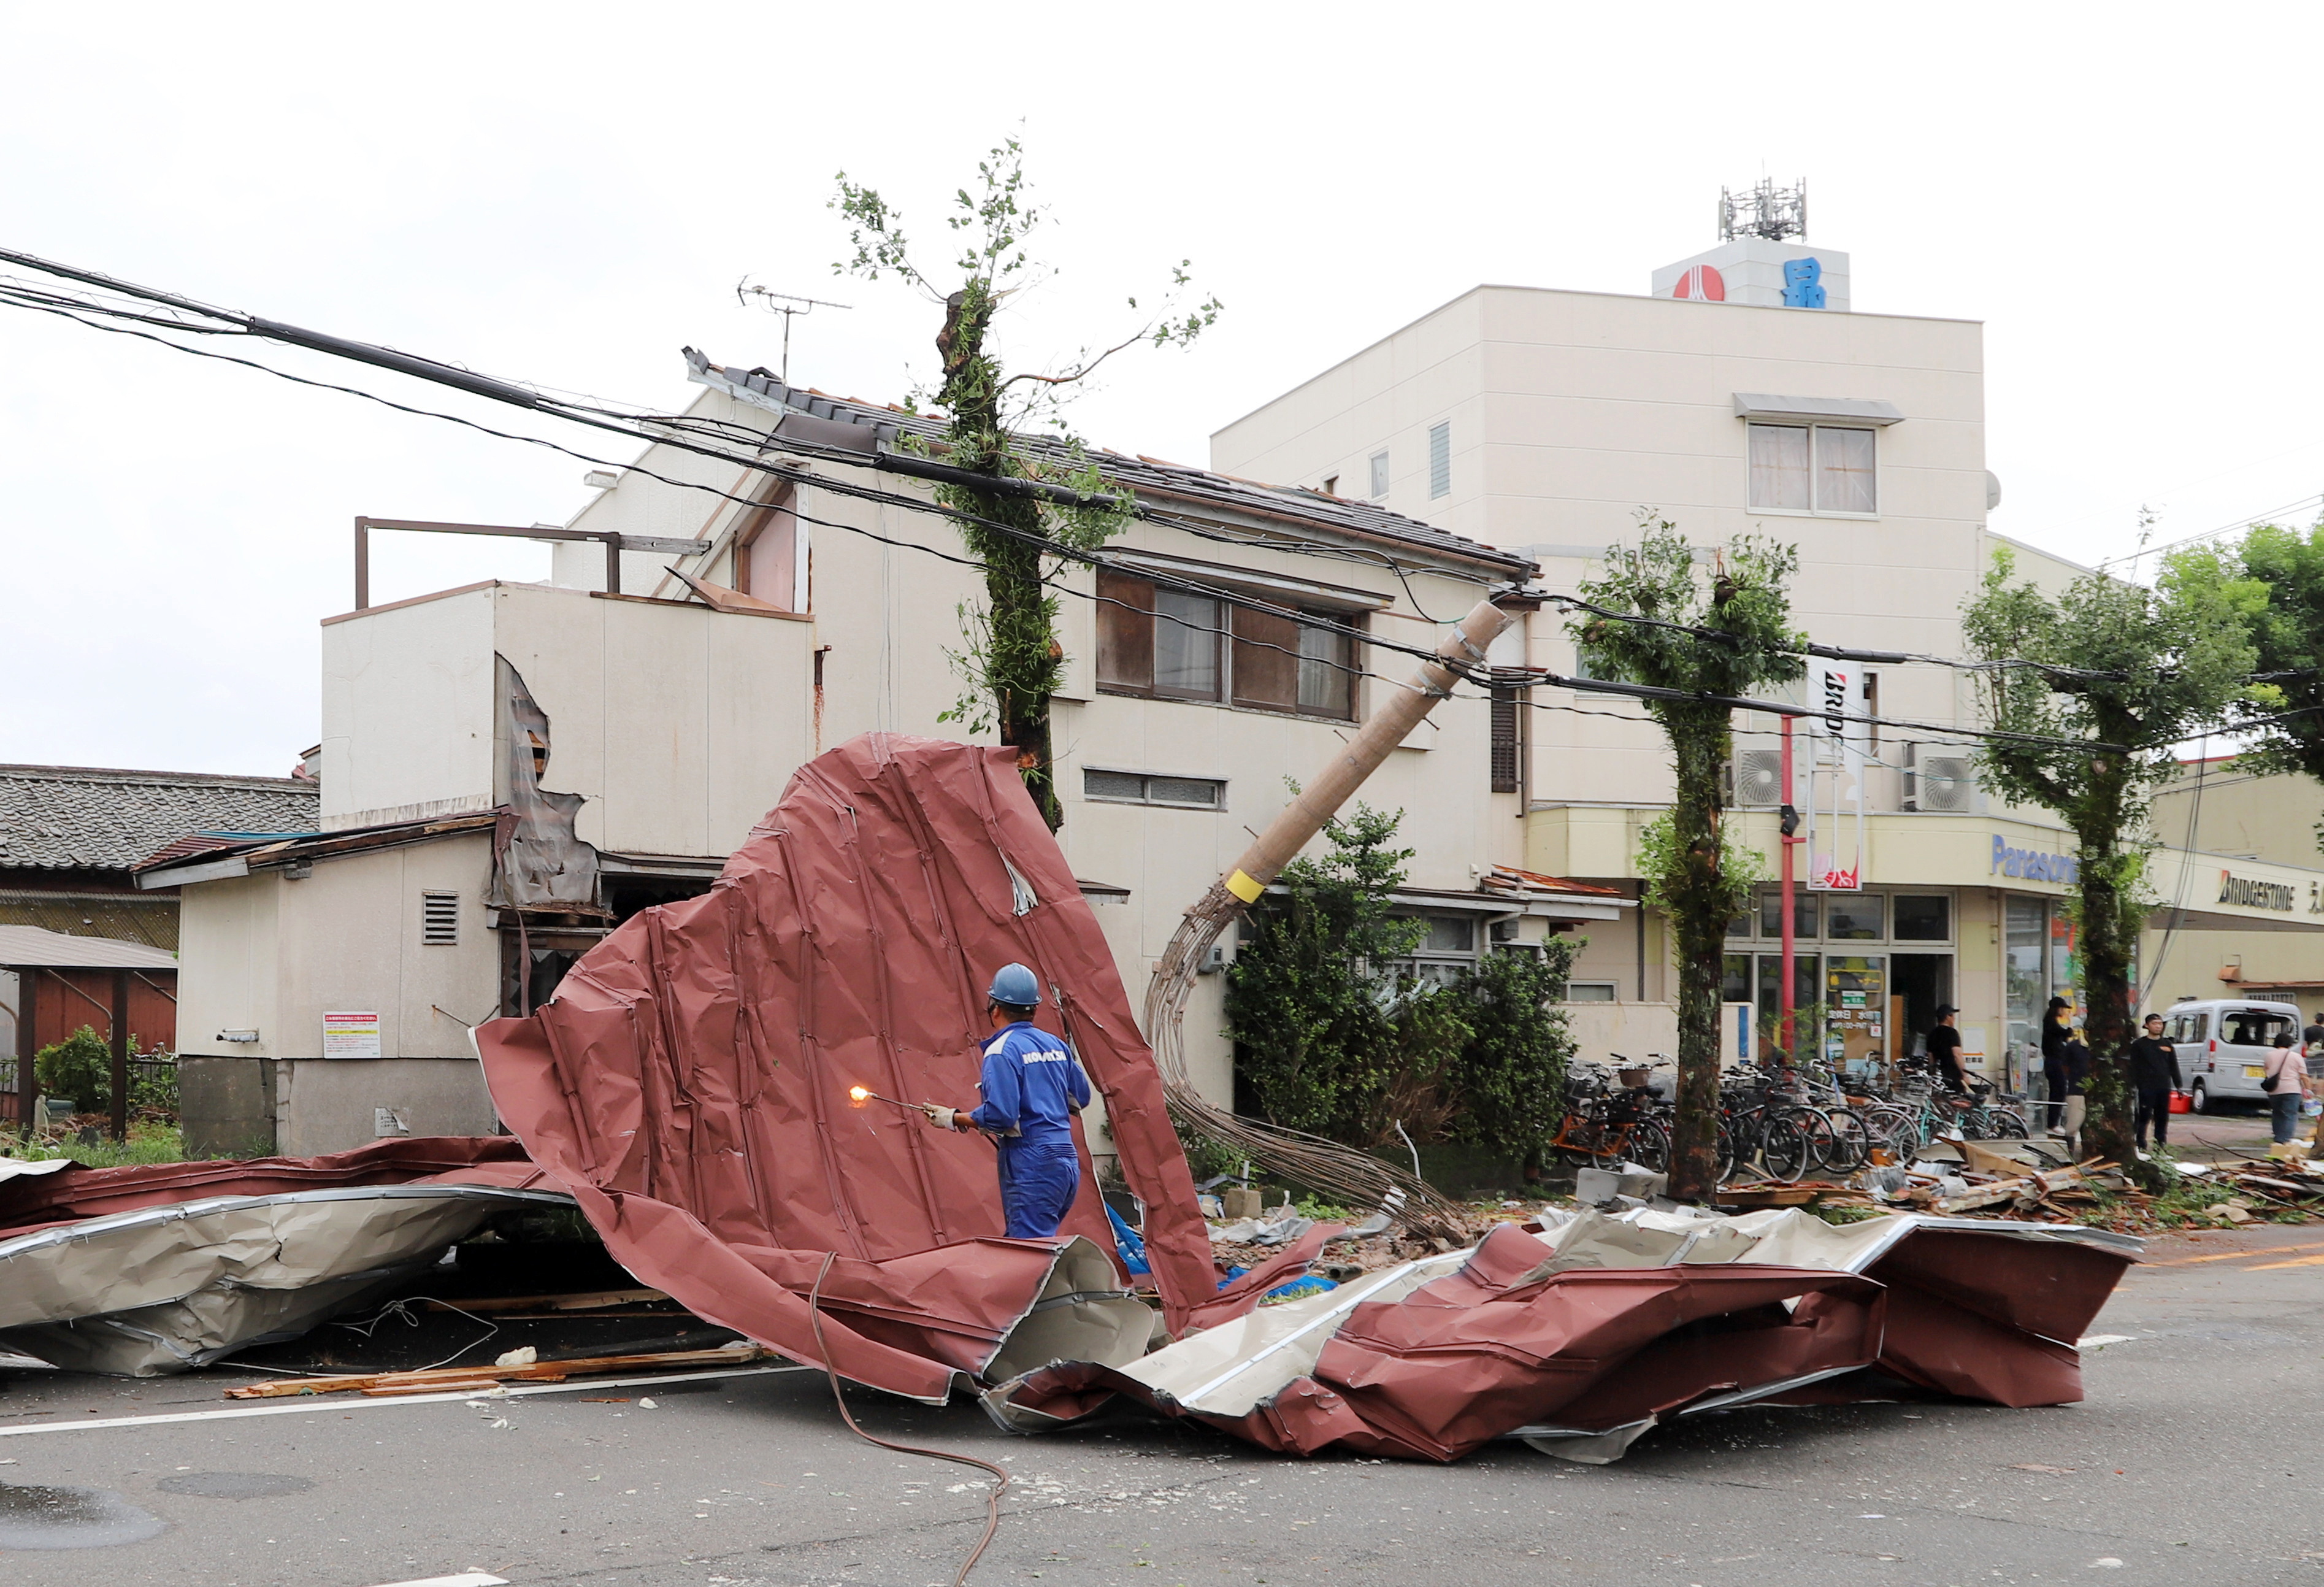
top-left (848, 1085), bottom-right (870, 1104)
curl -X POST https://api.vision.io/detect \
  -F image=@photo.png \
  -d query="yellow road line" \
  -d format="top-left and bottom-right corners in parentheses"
top-left (2245, 1252), bottom-right (2324, 1270)
top-left (2145, 1240), bottom-right (2324, 1266)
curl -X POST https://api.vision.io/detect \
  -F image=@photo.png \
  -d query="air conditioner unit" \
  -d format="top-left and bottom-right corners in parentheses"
top-left (1903, 744), bottom-right (1978, 812)
top-left (1728, 748), bottom-right (1791, 809)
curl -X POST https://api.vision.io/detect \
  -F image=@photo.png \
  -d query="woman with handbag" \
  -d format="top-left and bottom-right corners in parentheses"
top-left (2262, 1032), bottom-right (2307, 1153)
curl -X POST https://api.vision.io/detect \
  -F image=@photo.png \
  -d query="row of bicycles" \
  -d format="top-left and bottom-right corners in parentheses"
top-left (1545, 1051), bottom-right (2034, 1182)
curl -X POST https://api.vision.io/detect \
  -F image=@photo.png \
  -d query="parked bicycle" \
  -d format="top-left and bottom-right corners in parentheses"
top-left (1549, 1056), bottom-right (1671, 1174)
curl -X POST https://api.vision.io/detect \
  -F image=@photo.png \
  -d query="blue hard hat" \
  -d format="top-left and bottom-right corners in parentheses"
top-left (986, 963), bottom-right (1041, 1007)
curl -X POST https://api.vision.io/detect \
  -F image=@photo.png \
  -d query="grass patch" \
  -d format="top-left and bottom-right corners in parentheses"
top-left (2, 1120), bottom-right (187, 1167)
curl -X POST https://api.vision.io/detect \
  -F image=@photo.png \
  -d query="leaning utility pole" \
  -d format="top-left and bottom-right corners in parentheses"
top-left (1142, 596), bottom-right (1517, 1234)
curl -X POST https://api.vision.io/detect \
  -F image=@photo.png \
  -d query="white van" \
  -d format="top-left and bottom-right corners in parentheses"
top-left (2165, 997), bottom-right (2302, 1113)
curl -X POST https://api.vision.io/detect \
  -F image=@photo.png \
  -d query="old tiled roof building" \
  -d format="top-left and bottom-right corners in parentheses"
top-left (0, 764), bottom-right (318, 949)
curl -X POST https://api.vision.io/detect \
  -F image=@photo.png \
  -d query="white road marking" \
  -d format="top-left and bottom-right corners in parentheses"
top-left (2076, 1334), bottom-right (2135, 1350)
top-left (359, 1574), bottom-right (508, 1587)
top-left (0, 1364), bottom-right (810, 1439)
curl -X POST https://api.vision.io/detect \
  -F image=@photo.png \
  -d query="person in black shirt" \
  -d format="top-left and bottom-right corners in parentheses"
top-left (2039, 996), bottom-right (2074, 1132)
top-left (2124, 1012), bottom-right (2182, 1150)
top-left (1927, 1005), bottom-right (1969, 1092)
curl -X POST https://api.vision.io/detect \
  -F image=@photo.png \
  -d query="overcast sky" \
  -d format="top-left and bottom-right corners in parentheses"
top-left (5, 6), bottom-right (2320, 776)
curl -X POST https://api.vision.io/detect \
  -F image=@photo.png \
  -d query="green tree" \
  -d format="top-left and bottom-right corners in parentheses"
top-left (1224, 804), bottom-right (1579, 1166)
top-left (33, 1025), bottom-right (171, 1118)
top-left (2197, 521), bottom-right (2324, 851)
top-left (834, 139), bottom-right (1219, 828)
top-left (1568, 521), bottom-right (1803, 1201)
top-left (1224, 803), bottom-right (1433, 1143)
top-left (1446, 942), bottom-right (1579, 1167)
top-left (1961, 545), bottom-right (2262, 1186)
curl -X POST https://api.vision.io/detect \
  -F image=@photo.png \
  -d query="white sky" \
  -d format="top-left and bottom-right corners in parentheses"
top-left (5, 4), bottom-right (2321, 776)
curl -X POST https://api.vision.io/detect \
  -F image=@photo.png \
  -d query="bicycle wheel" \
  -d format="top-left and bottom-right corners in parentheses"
top-left (1781, 1107), bottom-right (1839, 1175)
top-left (1715, 1118), bottom-right (1738, 1183)
top-left (1980, 1106), bottom-right (2030, 1139)
top-left (1865, 1105), bottom-right (1920, 1158)
top-left (1624, 1116), bottom-right (1671, 1174)
top-left (1759, 1115), bottom-right (1814, 1181)
top-left (1816, 1107), bottom-right (1871, 1173)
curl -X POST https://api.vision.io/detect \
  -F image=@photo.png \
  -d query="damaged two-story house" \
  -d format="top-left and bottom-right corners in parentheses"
top-left (145, 350), bottom-right (1629, 1158)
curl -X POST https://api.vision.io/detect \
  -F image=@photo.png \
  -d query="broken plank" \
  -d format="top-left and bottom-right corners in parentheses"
top-left (226, 1343), bottom-right (763, 1399)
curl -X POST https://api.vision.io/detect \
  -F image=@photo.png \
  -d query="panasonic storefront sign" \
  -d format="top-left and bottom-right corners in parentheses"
top-left (1991, 836), bottom-right (2079, 885)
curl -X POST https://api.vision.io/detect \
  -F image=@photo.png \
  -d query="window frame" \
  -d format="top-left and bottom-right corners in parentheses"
top-left (1368, 450), bottom-right (1390, 498)
top-left (1746, 421), bottom-right (1879, 518)
top-left (1095, 567), bottom-right (1362, 722)
top-left (1080, 767), bottom-right (1227, 811)
top-left (1427, 422), bottom-right (1451, 500)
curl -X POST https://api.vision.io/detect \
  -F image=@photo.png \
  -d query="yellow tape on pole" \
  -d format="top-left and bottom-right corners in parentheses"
top-left (1224, 869), bottom-right (1265, 904)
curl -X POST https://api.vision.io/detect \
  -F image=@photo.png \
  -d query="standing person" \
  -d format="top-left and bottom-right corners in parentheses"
top-left (1927, 1005), bottom-right (1969, 1093)
top-left (2306, 1012), bottom-right (2324, 1087)
top-left (2261, 1031), bottom-right (2307, 1156)
top-left (2039, 996), bottom-right (2074, 1134)
top-left (925, 963), bottom-right (1092, 1238)
top-left (2123, 1013), bottom-right (2181, 1153)
top-left (2059, 1029), bottom-right (2093, 1158)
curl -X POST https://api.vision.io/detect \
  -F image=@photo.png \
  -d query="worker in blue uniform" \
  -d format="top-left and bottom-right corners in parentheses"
top-left (924, 963), bottom-right (1091, 1238)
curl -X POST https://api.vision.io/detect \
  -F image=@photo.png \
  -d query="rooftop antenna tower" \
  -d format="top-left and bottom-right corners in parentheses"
top-left (735, 279), bottom-right (853, 383)
top-left (1719, 179), bottom-right (1809, 242)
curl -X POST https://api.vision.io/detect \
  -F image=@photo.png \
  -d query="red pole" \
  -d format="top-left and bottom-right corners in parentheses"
top-left (1779, 715), bottom-right (1798, 1058)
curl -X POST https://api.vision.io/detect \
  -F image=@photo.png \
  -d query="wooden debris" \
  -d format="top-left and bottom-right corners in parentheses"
top-left (420, 1288), bottom-right (670, 1314)
top-left (226, 1342), bottom-right (764, 1399)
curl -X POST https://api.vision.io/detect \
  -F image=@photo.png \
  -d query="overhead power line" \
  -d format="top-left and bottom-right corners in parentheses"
top-left (0, 246), bottom-right (2155, 760)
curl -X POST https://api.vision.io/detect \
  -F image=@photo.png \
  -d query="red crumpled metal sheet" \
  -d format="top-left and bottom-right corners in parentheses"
top-left (0, 1135), bottom-right (551, 1242)
top-left (992, 1218), bottom-right (2135, 1462)
top-left (473, 735), bottom-right (1243, 1401)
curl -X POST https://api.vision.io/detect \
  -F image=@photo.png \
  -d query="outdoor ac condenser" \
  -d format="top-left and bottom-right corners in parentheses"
top-left (1903, 743), bottom-right (1978, 812)
top-left (1728, 748), bottom-right (1790, 808)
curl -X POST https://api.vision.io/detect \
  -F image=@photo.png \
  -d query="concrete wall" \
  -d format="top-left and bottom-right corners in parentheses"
top-left (319, 582), bottom-right (817, 857)
top-left (176, 833), bottom-right (497, 1061)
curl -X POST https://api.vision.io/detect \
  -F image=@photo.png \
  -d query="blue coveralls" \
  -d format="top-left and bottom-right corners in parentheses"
top-left (968, 1021), bottom-right (1091, 1239)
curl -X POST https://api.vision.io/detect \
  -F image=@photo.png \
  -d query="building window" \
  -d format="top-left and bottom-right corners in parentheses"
top-left (1097, 568), bottom-right (1357, 720)
top-left (1081, 769), bottom-right (1225, 809)
top-left (1747, 423), bottom-right (1877, 515)
top-left (1490, 680), bottom-right (1522, 793)
top-left (1387, 912), bottom-right (1479, 987)
top-left (422, 891), bottom-right (459, 945)
top-left (1427, 423), bottom-right (1451, 499)
top-left (1761, 890), bottom-right (1819, 940)
top-left (1321, 474), bottom-right (1339, 497)
top-left (1892, 894), bottom-right (1951, 941)
top-left (1562, 980), bottom-right (1619, 1003)
top-left (1368, 450), bottom-right (1390, 498)
top-left (1824, 894), bottom-right (1882, 941)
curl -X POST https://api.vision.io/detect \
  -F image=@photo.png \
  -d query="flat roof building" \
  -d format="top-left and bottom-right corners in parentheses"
top-left (1214, 242), bottom-right (2324, 1089)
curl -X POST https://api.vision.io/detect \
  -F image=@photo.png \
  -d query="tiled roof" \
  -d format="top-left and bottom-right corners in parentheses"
top-left (683, 350), bottom-right (1538, 580)
top-left (0, 764), bottom-right (319, 874)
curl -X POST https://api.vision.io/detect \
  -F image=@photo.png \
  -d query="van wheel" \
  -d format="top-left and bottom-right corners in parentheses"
top-left (2190, 1078), bottom-right (2211, 1115)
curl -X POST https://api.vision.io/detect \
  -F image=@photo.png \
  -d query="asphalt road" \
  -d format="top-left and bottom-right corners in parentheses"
top-left (2, 1223), bottom-right (2318, 1587)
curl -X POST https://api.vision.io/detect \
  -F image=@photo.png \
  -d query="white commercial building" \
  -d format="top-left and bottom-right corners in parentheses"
top-left (1213, 236), bottom-right (2324, 1087)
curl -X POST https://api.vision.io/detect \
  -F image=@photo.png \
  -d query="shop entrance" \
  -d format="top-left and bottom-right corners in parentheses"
top-left (1890, 953), bottom-right (1954, 1062)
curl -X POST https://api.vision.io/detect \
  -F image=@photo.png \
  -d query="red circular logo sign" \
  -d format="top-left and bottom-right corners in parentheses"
top-left (1672, 265), bottom-right (1726, 302)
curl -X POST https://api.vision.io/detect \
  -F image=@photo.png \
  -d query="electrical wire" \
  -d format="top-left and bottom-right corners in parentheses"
top-left (807, 1253), bottom-right (1007, 1587)
top-left (0, 254), bottom-right (2228, 755)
